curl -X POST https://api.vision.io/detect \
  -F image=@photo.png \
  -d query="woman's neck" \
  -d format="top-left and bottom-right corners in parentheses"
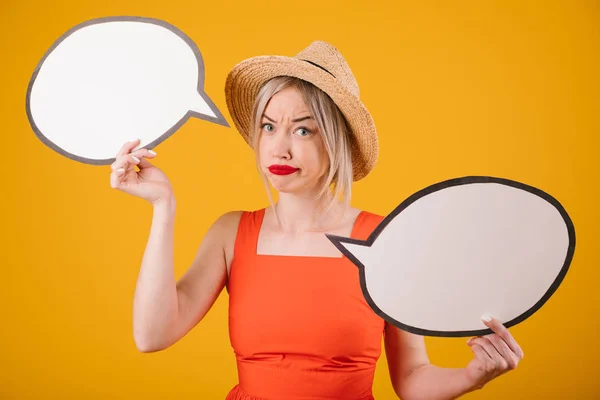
top-left (271, 191), bottom-right (346, 233)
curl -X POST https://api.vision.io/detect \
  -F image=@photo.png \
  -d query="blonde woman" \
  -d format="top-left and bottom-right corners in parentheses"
top-left (110, 41), bottom-right (523, 400)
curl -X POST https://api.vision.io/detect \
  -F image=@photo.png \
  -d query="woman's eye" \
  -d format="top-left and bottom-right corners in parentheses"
top-left (262, 123), bottom-right (274, 132)
top-left (295, 127), bottom-right (311, 137)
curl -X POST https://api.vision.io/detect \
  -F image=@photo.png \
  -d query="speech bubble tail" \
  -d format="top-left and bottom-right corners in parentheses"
top-left (189, 92), bottom-right (230, 127)
top-left (325, 234), bottom-right (372, 269)
top-left (190, 94), bottom-right (216, 117)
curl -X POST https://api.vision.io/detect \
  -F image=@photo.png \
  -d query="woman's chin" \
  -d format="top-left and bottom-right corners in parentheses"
top-left (267, 176), bottom-right (301, 193)
top-left (270, 182), bottom-right (297, 193)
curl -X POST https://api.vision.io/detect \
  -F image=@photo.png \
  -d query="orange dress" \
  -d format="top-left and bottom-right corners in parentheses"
top-left (225, 208), bottom-right (386, 400)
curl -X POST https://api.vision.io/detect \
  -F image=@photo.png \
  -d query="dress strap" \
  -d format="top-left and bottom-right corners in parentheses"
top-left (232, 208), bottom-right (382, 259)
top-left (232, 208), bottom-right (265, 262)
top-left (352, 211), bottom-right (385, 241)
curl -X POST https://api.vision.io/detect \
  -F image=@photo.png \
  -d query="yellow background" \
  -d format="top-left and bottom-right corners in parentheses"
top-left (2, 0), bottom-right (598, 398)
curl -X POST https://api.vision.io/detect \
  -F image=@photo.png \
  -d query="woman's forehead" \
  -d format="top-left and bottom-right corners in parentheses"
top-left (264, 87), bottom-right (311, 116)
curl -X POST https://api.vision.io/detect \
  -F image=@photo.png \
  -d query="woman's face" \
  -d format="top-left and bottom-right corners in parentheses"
top-left (258, 86), bottom-right (328, 195)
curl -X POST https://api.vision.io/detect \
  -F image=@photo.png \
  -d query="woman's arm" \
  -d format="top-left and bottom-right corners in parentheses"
top-left (385, 323), bottom-right (478, 400)
top-left (132, 198), bottom-right (241, 352)
top-left (385, 317), bottom-right (523, 400)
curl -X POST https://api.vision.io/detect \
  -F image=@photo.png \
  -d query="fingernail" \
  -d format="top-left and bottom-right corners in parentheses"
top-left (482, 314), bottom-right (492, 322)
top-left (131, 138), bottom-right (139, 143)
top-left (467, 338), bottom-right (473, 344)
top-left (132, 155), bottom-right (140, 162)
top-left (148, 150), bottom-right (156, 155)
top-left (116, 168), bottom-right (125, 174)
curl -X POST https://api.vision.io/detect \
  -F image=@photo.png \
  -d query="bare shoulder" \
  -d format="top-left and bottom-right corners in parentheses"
top-left (212, 210), bottom-right (244, 240)
top-left (347, 206), bottom-right (362, 216)
top-left (345, 206), bottom-right (363, 221)
top-left (212, 210), bottom-right (244, 231)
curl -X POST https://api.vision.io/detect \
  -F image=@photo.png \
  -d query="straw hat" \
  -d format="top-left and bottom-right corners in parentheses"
top-left (225, 41), bottom-right (378, 181)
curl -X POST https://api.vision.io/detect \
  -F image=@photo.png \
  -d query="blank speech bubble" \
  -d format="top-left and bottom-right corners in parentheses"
top-left (26, 16), bottom-right (229, 164)
top-left (327, 176), bottom-right (576, 337)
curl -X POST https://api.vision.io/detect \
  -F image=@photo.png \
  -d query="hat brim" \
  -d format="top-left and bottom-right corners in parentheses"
top-left (225, 55), bottom-right (378, 181)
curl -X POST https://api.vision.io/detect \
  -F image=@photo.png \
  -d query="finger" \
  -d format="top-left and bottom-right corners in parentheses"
top-left (131, 148), bottom-right (157, 162)
top-left (482, 316), bottom-right (524, 359)
top-left (470, 344), bottom-right (496, 376)
top-left (485, 334), bottom-right (520, 370)
top-left (130, 148), bottom-right (157, 170)
top-left (110, 168), bottom-right (127, 189)
top-left (470, 343), bottom-right (493, 363)
top-left (111, 153), bottom-right (140, 172)
top-left (116, 138), bottom-right (141, 158)
top-left (468, 337), bottom-right (506, 369)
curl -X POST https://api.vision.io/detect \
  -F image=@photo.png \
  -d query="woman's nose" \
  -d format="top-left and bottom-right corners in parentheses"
top-left (272, 131), bottom-right (291, 159)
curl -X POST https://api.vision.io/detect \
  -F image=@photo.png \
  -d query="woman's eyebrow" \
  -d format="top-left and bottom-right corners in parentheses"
top-left (292, 116), bottom-right (312, 123)
top-left (261, 114), bottom-right (313, 123)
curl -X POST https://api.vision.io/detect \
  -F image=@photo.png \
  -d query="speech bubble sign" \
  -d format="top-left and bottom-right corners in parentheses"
top-left (326, 176), bottom-right (576, 337)
top-left (26, 16), bottom-right (229, 164)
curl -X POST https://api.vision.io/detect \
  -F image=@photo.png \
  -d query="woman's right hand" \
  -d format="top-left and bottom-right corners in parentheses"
top-left (109, 139), bottom-right (174, 206)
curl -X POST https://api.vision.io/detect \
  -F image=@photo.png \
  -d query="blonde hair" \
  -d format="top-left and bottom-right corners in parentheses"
top-left (250, 76), bottom-right (353, 228)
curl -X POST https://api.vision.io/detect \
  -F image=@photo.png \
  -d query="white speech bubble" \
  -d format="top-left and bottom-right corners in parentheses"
top-left (26, 16), bottom-right (229, 164)
top-left (327, 176), bottom-right (575, 337)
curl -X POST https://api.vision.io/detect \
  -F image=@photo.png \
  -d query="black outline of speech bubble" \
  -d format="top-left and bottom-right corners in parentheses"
top-left (25, 16), bottom-right (229, 165)
top-left (326, 176), bottom-right (576, 337)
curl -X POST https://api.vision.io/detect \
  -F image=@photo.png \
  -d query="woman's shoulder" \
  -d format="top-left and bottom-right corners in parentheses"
top-left (212, 209), bottom-right (264, 270)
top-left (357, 208), bottom-right (385, 223)
top-left (213, 208), bottom-right (269, 241)
top-left (213, 208), bottom-right (263, 233)
top-left (358, 209), bottom-right (384, 218)
top-left (212, 210), bottom-right (243, 230)
top-left (354, 209), bottom-right (385, 239)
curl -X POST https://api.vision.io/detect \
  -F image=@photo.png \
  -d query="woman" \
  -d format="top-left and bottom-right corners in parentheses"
top-left (110, 41), bottom-right (524, 400)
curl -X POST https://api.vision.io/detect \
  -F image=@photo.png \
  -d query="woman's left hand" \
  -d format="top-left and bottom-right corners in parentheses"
top-left (464, 316), bottom-right (524, 390)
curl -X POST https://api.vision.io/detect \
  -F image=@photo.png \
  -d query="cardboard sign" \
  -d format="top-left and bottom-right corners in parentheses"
top-left (327, 176), bottom-right (575, 337)
top-left (26, 16), bottom-right (228, 164)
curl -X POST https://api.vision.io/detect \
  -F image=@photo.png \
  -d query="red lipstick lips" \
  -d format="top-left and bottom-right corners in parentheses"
top-left (268, 165), bottom-right (299, 175)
